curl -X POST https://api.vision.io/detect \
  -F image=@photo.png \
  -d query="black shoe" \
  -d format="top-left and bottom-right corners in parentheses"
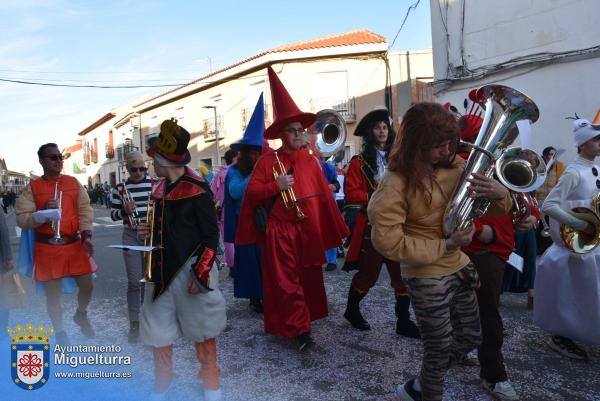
top-left (296, 333), bottom-right (315, 351)
top-left (397, 378), bottom-right (422, 401)
top-left (344, 288), bottom-right (370, 331)
top-left (249, 299), bottom-right (263, 314)
top-left (395, 296), bottom-right (421, 339)
top-left (55, 330), bottom-right (69, 346)
top-left (128, 321), bottom-right (140, 344)
top-left (73, 310), bottom-right (95, 338)
top-left (548, 335), bottom-right (588, 360)
top-left (325, 263), bottom-right (337, 271)
top-left (336, 247), bottom-right (345, 258)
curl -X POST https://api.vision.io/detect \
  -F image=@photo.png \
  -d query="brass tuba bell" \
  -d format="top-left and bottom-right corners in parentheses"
top-left (313, 109), bottom-right (347, 159)
top-left (559, 193), bottom-right (600, 254)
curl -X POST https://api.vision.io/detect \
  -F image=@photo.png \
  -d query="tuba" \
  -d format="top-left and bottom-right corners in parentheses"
top-left (559, 192), bottom-right (600, 254)
top-left (443, 85), bottom-right (542, 236)
top-left (313, 109), bottom-right (347, 159)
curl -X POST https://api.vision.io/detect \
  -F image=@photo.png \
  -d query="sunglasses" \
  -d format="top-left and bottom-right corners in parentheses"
top-left (592, 167), bottom-right (600, 189)
top-left (44, 155), bottom-right (64, 161)
top-left (129, 167), bottom-right (147, 173)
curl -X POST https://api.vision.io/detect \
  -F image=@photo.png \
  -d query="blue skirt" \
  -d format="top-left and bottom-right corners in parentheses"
top-left (233, 243), bottom-right (263, 300)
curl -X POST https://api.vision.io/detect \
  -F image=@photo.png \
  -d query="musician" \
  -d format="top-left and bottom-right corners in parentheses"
top-left (110, 150), bottom-right (152, 343)
top-left (534, 146), bottom-right (565, 255)
top-left (342, 107), bottom-right (419, 338)
top-left (16, 143), bottom-right (95, 345)
top-left (224, 94), bottom-right (264, 313)
top-left (367, 103), bottom-right (511, 401)
top-left (535, 118), bottom-right (600, 360)
top-left (458, 113), bottom-right (538, 401)
top-left (139, 119), bottom-right (226, 401)
top-left (236, 66), bottom-right (348, 351)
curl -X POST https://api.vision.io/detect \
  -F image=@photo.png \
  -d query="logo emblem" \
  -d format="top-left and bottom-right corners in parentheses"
top-left (9, 324), bottom-right (53, 390)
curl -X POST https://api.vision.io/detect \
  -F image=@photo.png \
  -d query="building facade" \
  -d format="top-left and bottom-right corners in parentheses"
top-left (429, 0), bottom-right (600, 163)
top-left (72, 30), bottom-right (433, 186)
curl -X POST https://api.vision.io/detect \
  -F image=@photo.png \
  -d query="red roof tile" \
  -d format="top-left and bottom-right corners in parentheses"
top-left (134, 30), bottom-right (386, 109)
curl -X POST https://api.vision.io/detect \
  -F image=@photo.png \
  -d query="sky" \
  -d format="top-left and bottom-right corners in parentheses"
top-left (0, 0), bottom-right (432, 174)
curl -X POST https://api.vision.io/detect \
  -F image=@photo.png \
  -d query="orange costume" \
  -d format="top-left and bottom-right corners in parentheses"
top-left (17, 175), bottom-right (93, 281)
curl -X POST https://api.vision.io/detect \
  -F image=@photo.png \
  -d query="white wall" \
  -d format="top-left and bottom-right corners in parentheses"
top-left (430, 0), bottom-right (600, 164)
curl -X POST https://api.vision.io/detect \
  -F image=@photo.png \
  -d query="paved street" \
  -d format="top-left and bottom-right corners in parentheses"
top-left (2, 205), bottom-right (600, 401)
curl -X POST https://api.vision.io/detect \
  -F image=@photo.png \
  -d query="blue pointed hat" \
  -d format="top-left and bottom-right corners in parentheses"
top-left (231, 93), bottom-right (265, 151)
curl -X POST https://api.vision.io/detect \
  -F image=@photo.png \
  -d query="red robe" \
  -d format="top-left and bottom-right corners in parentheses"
top-left (237, 147), bottom-right (348, 337)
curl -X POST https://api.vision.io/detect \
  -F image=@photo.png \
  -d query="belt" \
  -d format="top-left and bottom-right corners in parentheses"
top-left (35, 232), bottom-right (81, 245)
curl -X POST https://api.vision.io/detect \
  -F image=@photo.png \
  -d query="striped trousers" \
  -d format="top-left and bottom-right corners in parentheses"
top-left (404, 267), bottom-right (482, 401)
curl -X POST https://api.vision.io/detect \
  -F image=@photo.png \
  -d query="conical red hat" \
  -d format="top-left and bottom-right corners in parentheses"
top-left (265, 66), bottom-right (316, 139)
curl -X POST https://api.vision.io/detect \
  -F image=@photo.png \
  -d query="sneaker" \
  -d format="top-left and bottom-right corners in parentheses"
top-left (73, 310), bottom-right (96, 338)
top-left (548, 335), bottom-right (588, 360)
top-left (296, 333), bottom-right (315, 351)
top-left (325, 263), bottom-right (337, 271)
top-left (396, 378), bottom-right (422, 401)
top-left (481, 379), bottom-right (519, 401)
top-left (457, 350), bottom-right (479, 367)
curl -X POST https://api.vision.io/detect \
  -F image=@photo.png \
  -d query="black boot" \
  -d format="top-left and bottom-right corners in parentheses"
top-left (395, 295), bottom-right (421, 339)
top-left (128, 321), bottom-right (140, 344)
top-left (344, 288), bottom-right (370, 331)
top-left (249, 298), bottom-right (263, 314)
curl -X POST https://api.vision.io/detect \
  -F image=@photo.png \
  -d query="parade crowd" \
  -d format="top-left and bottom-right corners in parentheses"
top-left (1, 66), bottom-right (599, 401)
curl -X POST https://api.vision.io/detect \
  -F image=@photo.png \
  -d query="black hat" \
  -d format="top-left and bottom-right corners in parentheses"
top-left (146, 119), bottom-right (191, 165)
top-left (354, 107), bottom-right (391, 137)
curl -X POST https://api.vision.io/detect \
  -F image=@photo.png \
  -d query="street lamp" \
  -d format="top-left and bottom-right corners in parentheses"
top-left (203, 105), bottom-right (220, 166)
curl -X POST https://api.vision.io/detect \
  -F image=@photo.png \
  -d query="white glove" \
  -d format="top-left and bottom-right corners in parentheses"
top-left (32, 209), bottom-right (61, 224)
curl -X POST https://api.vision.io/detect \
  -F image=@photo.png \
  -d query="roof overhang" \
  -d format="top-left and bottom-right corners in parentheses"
top-left (78, 112), bottom-right (116, 136)
top-left (134, 42), bottom-right (388, 114)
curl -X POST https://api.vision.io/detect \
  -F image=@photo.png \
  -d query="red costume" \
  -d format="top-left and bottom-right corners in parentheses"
top-left (237, 147), bottom-right (348, 337)
top-left (30, 176), bottom-right (93, 281)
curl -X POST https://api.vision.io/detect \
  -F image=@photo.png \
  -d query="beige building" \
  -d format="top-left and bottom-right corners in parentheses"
top-left (72, 30), bottom-right (433, 186)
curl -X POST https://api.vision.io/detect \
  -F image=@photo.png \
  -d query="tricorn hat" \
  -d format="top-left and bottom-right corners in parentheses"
top-left (354, 107), bottom-right (391, 137)
top-left (231, 93), bottom-right (265, 151)
top-left (264, 66), bottom-right (316, 140)
top-left (146, 119), bottom-right (191, 166)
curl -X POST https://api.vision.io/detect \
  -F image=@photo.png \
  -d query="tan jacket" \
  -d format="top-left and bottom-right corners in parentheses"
top-left (367, 157), bottom-right (512, 278)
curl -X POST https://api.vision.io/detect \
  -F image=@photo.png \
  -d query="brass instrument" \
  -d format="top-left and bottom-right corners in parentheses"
top-left (314, 109), bottom-right (347, 159)
top-left (140, 193), bottom-right (155, 282)
top-left (273, 151), bottom-right (305, 220)
top-left (559, 193), bottom-right (600, 254)
top-left (49, 182), bottom-right (65, 245)
top-left (119, 180), bottom-right (140, 228)
top-left (443, 85), bottom-right (542, 235)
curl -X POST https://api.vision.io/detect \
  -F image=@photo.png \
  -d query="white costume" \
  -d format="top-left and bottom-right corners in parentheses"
top-left (534, 155), bottom-right (600, 345)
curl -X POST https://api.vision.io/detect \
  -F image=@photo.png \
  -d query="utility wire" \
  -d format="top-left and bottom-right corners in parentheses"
top-left (389, 0), bottom-right (421, 49)
top-left (0, 78), bottom-right (185, 88)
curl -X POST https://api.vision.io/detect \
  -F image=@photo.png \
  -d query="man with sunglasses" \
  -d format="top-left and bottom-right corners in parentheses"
top-left (16, 143), bottom-right (95, 344)
top-left (535, 118), bottom-right (600, 361)
top-left (110, 150), bottom-right (152, 343)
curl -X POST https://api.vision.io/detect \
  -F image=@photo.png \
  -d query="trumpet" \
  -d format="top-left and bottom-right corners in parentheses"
top-left (140, 193), bottom-right (155, 282)
top-left (48, 182), bottom-right (65, 245)
top-left (273, 151), bottom-right (305, 220)
top-left (119, 180), bottom-right (140, 228)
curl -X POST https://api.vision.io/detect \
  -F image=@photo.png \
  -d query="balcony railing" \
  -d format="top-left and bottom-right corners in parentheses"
top-left (201, 116), bottom-right (225, 143)
top-left (310, 97), bottom-right (356, 122)
top-left (105, 143), bottom-right (115, 159)
top-left (241, 103), bottom-right (271, 131)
